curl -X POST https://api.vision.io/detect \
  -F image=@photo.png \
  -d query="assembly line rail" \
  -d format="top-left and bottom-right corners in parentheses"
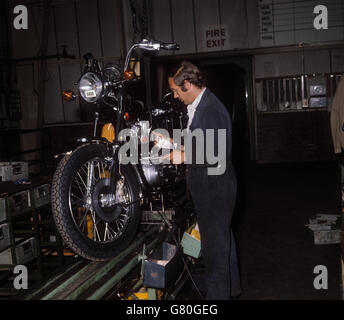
top-left (23, 225), bottom-right (165, 300)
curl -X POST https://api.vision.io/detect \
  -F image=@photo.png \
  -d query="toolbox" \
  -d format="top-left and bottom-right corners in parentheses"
top-left (0, 162), bottom-right (28, 183)
top-left (33, 184), bottom-right (51, 207)
top-left (0, 223), bottom-right (10, 251)
top-left (0, 237), bottom-right (37, 265)
top-left (143, 242), bottom-right (183, 289)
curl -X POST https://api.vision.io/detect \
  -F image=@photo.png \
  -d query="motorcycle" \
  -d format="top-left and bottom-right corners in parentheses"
top-left (51, 39), bottom-right (187, 261)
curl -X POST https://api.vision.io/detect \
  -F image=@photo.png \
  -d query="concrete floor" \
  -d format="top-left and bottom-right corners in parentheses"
top-left (179, 161), bottom-right (342, 300)
top-left (234, 161), bottom-right (342, 300)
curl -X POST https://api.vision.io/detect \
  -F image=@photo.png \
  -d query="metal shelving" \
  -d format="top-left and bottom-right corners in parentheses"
top-left (0, 176), bottom-right (67, 298)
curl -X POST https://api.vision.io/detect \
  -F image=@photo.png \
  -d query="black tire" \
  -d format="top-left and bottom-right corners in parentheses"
top-left (51, 143), bottom-right (141, 261)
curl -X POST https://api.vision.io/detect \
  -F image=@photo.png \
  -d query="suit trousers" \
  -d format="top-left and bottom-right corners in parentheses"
top-left (187, 165), bottom-right (240, 300)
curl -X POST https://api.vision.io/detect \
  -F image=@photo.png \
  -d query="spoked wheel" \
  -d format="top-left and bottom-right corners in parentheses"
top-left (51, 143), bottom-right (141, 261)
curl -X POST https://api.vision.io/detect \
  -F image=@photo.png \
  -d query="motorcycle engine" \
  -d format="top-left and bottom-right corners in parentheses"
top-left (141, 164), bottom-right (162, 185)
top-left (142, 163), bottom-right (181, 186)
top-left (123, 95), bottom-right (187, 188)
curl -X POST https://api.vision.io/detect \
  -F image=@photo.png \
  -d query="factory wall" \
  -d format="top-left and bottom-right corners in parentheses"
top-left (7, 0), bottom-right (344, 162)
top-left (9, 0), bottom-right (344, 125)
top-left (147, 0), bottom-right (344, 161)
top-left (9, 0), bottom-right (128, 126)
top-left (149, 0), bottom-right (344, 53)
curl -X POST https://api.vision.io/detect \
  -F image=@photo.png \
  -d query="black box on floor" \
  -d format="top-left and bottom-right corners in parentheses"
top-left (143, 242), bottom-right (183, 289)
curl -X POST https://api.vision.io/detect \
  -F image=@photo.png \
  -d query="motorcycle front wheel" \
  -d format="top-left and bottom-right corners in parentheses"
top-left (51, 143), bottom-right (141, 261)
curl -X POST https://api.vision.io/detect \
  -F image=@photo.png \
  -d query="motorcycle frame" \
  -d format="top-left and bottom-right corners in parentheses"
top-left (82, 100), bottom-right (155, 203)
top-left (75, 39), bottom-right (182, 207)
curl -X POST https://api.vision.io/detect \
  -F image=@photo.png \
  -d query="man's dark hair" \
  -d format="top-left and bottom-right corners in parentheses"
top-left (169, 61), bottom-right (206, 91)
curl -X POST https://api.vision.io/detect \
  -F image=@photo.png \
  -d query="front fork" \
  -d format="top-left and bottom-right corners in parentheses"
top-left (109, 143), bottom-right (120, 195)
top-left (86, 162), bottom-right (95, 194)
top-left (109, 94), bottom-right (124, 195)
top-left (90, 93), bottom-right (124, 196)
top-left (84, 144), bottom-right (120, 214)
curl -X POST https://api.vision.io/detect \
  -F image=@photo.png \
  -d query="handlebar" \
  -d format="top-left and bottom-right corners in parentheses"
top-left (137, 39), bottom-right (180, 51)
top-left (81, 39), bottom-right (180, 78)
top-left (160, 42), bottom-right (180, 50)
top-left (124, 39), bottom-right (180, 73)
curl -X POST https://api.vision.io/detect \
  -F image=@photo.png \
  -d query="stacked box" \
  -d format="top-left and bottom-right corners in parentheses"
top-left (0, 237), bottom-right (37, 265)
top-left (309, 97), bottom-right (327, 108)
top-left (0, 198), bottom-right (6, 222)
top-left (0, 223), bottom-right (10, 251)
top-left (309, 85), bottom-right (326, 96)
top-left (34, 184), bottom-right (51, 207)
top-left (0, 162), bottom-right (28, 182)
top-left (313, 230), bottom-right (340, 245)
top-left (8, 190), bottom-right (31, 216)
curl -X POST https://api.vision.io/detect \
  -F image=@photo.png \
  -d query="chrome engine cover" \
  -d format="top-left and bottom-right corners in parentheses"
top-left (141, 163), bottom-right (163, 185)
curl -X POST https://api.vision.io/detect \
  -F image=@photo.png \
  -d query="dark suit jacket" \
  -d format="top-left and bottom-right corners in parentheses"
top-left (186, 88), bottom-right (233, 171)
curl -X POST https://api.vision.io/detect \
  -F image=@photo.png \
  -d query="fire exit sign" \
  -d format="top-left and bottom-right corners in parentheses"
top-left (203, 24), bottom-right (229, 52)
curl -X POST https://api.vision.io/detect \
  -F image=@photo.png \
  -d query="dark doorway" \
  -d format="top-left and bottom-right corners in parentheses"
top-left (200, 62), bottom-right (250, 167)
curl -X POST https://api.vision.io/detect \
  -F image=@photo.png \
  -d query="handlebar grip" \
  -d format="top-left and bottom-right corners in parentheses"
top-left (160, 43), bottom-right (180, 50)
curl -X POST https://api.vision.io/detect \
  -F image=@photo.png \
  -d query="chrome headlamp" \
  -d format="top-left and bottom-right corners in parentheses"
top-left (79, 72), bottom-right (103, 103)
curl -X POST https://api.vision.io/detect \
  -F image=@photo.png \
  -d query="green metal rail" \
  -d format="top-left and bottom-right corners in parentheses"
top-left (24, 225), bottom-right (166, 300)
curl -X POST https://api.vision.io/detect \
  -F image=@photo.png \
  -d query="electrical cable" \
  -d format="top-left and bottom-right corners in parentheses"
top-left (163, 257), bottom-right (188, 299)
top-left (156, 209), bottom-right (204, 300)
top-left (169, 230), bottom-right (204, 300)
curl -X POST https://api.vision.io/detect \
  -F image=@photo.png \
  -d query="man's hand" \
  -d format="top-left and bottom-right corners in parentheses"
top-left (151, 130), bottom-right (172, 142)
top-left (161, 150), bottom-right (185, 164)
top-left (151, 130), bottom-right (184, 151)
top-left (151, 131), bottom-right (173, 147)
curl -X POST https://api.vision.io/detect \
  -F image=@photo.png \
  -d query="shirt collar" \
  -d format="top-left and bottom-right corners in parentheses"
top-left (187, 87), bottom-right (206, 110)
top-left (187, 87), bottom-right (206, 129)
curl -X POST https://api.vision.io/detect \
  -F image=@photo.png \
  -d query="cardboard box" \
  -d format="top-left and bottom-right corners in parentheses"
top-left (181, 225), bottom-right (201, 258)
top-left (143, 242), bottom-right (183, 289)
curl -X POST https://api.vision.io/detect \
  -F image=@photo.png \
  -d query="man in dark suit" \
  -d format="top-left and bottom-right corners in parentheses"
top-left (166, 61), bottom-right (241, 300)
